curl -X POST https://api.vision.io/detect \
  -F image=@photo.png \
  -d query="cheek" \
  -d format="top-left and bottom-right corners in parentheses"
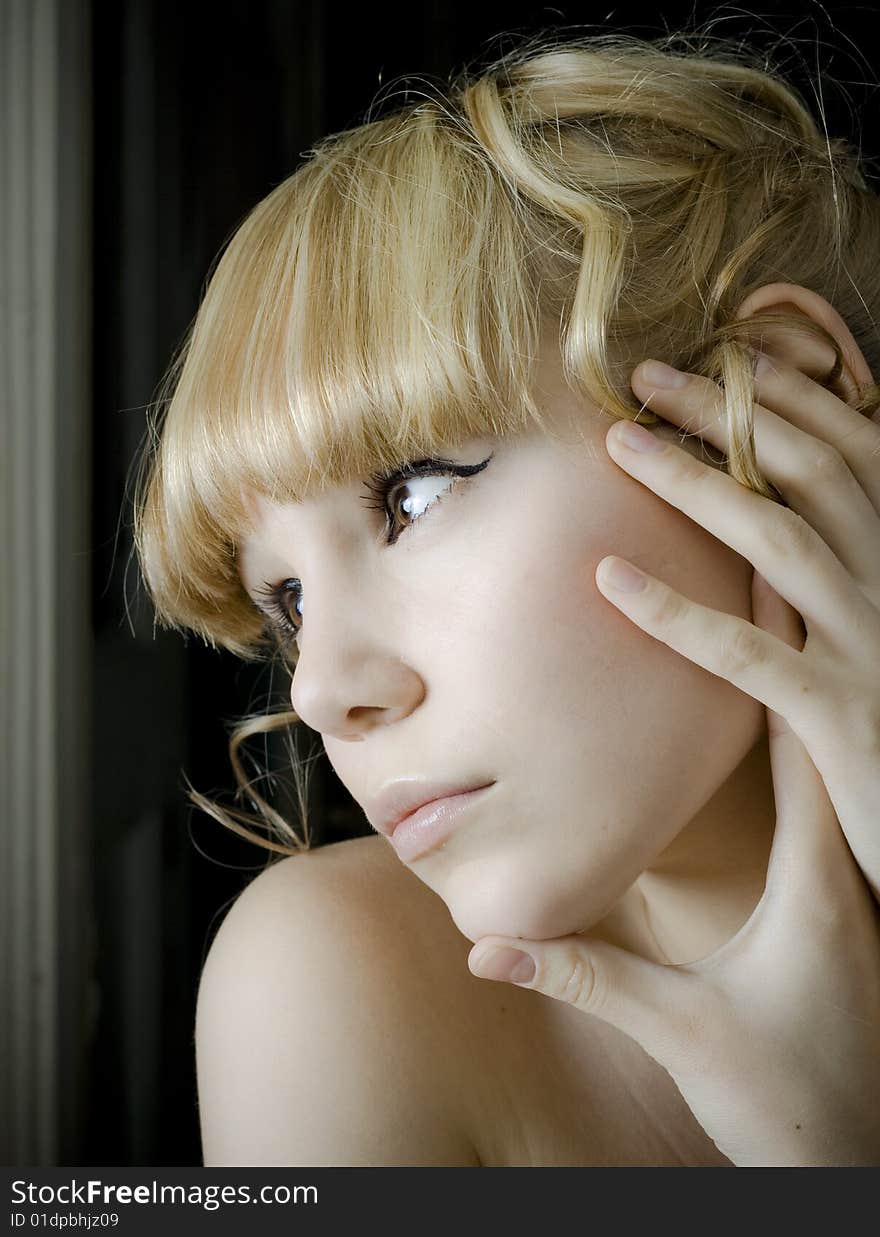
top-left (435, 459), bottom-right (758, 721)
top-left (437, 481), bottom-right (631, 699)
top-left (427, 473), bottom-right (763, 941)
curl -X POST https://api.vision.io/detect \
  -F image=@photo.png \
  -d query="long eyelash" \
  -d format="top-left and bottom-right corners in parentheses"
top-left (253, 579), bottom-right (301, 646)
top-left (253, 452), bottom-right (494, 646)
top-left (359, 454), bottom-right (494, 543)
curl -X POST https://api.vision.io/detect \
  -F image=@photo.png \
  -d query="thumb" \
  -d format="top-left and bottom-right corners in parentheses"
top-left (468, 934), bottom-right (706, 1073)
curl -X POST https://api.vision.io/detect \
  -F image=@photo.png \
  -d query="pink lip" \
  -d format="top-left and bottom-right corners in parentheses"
top-left (388, 785), bottom-right (495, 861)
top-left (366, 777), bottom-right (495, 838)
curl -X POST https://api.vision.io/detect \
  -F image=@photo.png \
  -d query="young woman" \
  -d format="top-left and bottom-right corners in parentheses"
top-left (133, 32), bottom-right (880, 1166)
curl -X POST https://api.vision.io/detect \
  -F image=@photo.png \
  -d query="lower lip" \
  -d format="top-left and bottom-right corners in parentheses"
top-left (389, 785), bottom-right (494, 861)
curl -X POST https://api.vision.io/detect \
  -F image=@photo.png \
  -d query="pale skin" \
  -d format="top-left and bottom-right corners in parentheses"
top-left (237, 281), bottom-right (880, 1166)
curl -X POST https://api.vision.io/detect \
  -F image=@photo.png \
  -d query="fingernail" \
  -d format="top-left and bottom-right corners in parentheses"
top-left (612, 420), bottom-right (666, 453)
top-left (753, 351), bottom-right (774, 379)
top-left (599, 556), bottom-right (648, 593)
top-left (639, 359), bottom-right (690, 389)
top-left (470, 946), bottom-right (535, 984)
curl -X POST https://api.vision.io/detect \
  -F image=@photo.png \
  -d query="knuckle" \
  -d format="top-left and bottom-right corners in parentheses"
top-left (786, 862), bottom-right (855, 942)
top-left (804, 443), bottom-right (849, 485)
top-left (674, 993), bottom-right (736, 1074)
top-left (677, 1006), bottom-right (712, 1055)
top-left (556, 948), bottom-right (598, 1011)
top-left (647, 585), bottom-right (686, 630)
top-left (805, 887), bottom-right (851, 938)
top-left (760, 505), bottom-right (816, 561)
top-left (675, 447), bottom-right (714, 486)
top-left (783, 443), bottom-right (849, 498)
top-left (718, 621), bottom-right (766, 679)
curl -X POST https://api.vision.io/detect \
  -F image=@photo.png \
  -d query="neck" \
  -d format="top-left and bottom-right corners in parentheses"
top-left (593, 730), bottom-right (776, 965)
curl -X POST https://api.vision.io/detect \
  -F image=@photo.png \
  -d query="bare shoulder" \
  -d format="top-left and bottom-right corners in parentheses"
top-left (206, 833), bottom-right (473, 983)
top-left (197, 835), bottom-right (728, 1166)
top-left (195, 834), bottom-right (482, 1167)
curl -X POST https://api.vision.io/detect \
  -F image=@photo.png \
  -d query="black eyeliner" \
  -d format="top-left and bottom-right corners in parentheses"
top-left (254, 451), bottom-right (495, 642)
top-left (359, 453), bottom-right (494, 545)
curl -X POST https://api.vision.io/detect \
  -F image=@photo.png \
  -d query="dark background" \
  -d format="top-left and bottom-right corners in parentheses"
top-left (84, 0), bottom-right (879, 1165)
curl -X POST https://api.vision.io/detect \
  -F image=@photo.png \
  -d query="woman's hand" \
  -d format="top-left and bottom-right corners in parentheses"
top-left (467, 355), bottom-right (880, 1167)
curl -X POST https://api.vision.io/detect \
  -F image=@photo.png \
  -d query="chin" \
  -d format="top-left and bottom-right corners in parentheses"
top-left (439, 849), bottom-right (628, 944)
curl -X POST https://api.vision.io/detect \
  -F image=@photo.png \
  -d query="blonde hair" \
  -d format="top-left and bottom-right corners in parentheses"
top-left (132, 28), bottom-right (880, 857)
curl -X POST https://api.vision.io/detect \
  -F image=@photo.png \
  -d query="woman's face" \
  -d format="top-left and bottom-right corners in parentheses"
top-left (238, 335), bottom-right (764, 943)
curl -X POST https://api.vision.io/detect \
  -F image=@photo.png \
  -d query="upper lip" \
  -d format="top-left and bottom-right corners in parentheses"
top-left (365, 779), bottom-right (495, 837)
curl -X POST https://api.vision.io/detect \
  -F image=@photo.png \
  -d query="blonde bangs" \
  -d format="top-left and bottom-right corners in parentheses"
top-left (134, 35), bottom-right (880, 664)
top-left (135, 104), bottom-right (552, 658)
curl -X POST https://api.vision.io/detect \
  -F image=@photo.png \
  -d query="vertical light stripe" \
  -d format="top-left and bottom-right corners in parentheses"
top-left (1, 0), bottom-right (92, 1165)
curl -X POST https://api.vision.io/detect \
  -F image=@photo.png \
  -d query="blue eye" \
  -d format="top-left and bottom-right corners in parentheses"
top-left (254, 452), bottom-right (494, 650)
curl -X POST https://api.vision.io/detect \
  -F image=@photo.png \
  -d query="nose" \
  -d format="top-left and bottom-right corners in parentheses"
top-left (289, 585), bottom-right (426, 741)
